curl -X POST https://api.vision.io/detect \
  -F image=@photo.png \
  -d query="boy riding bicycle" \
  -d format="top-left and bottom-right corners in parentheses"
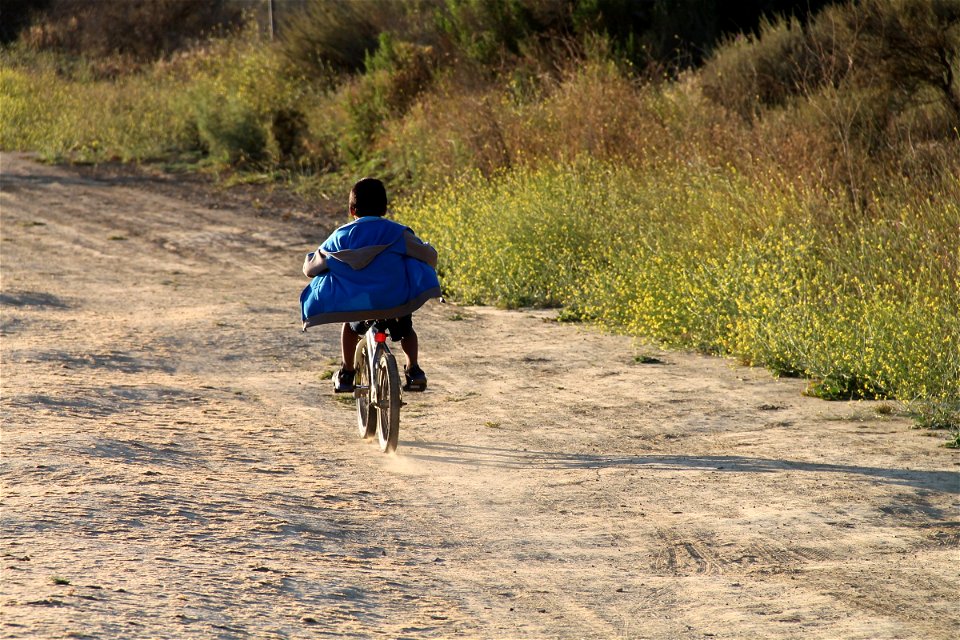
top-left (299, 178), bottom-right (441, 393)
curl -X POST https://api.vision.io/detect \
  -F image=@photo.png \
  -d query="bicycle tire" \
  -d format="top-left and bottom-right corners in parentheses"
top-left (375, 351), bottom-right (401, 453)
top-left (354, 340), bottom-right (375, 439)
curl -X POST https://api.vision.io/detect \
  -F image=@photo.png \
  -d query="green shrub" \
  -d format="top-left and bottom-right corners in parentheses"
top-left (341, 33), bottom-right (437, 163)
top-left (702, 0), bottom-right (960, 124)
top-left (699, 0), bottom-right (960, 212)
top-left (700, 16), bottom-right (810, 119)
top-left (945, 429), bottom-right (960, 448)
top-left (280, 0), bottom-right (400, 81)
top-left (433, 0), bottom-right (538, 64)
top-left (19, 0), bottom-right (243, 62)
top-left (852, 0), bottom-right (960, 121)
top-left (271, 107), bottom-right (309, 163)
top-left (192, 93), bottom-right (266, 165)
top-left (173, 26), bottom-right (312, 167)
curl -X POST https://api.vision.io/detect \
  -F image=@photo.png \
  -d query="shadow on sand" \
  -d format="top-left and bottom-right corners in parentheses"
top-left (403, 441), bottom-right (960, 494)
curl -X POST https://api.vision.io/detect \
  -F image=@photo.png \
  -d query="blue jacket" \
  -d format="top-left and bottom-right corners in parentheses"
top-left (300, 216), bottom-right (441, 329)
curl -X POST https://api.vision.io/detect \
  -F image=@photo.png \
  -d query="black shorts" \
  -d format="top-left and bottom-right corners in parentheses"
top-left (349, 314), bottom-right (414, 342)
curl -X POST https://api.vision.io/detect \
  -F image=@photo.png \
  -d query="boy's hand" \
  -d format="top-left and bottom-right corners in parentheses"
top-left (303, 251), bottom-right (329, 277)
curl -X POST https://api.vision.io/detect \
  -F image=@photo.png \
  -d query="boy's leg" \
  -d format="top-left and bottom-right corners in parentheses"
top-left (334, 322), bottom-right (361, 393)
top-left (399, 329), bottom-right (418, 369)
top-left (341, 322), bottom-right (361, 370)
top-left (400, 328), bottom-right (427, 391)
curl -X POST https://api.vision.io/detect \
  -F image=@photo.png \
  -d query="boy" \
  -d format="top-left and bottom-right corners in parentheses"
top-left (300, 178), bottom-right (441, 393)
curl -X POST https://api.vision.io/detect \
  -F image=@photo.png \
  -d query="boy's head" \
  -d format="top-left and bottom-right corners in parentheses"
top-left (349, 178), bottom-right (388, 217)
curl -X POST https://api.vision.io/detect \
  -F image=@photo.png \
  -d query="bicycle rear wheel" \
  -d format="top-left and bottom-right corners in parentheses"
top-left (354, 340), bottom-right (375, 439)
top-left (374, 351), bottom-right (401, 453)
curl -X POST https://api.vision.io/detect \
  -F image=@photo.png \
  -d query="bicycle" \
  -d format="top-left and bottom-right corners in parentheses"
top-left (353, 320), bottom-right (402, 453)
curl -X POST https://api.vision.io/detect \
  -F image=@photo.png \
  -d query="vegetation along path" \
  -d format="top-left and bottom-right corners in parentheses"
top-left (1, 153), bottom-right (957, 639)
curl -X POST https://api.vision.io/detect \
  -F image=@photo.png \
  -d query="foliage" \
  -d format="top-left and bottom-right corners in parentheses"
top-left (855, 0), bottom-right (960, 120)
top-left (0, 0), bottom-right (52, 45)
top-left (396, 161), bottom-right (960, 427)
top-left (698, 0), bottom-right (960, 211)
top-left (945, 429), bottom-right (960, 449)
top-left (703, 0), bottom-right (960, 115)
top-left (192, 94), bottom-right (266, 166)
top-left (182, 30), bottom-right (309, 167)
top-left (279, 0), bottom-right (390, 81)
top-left (340, 33), bottom-right (438, 163)
top-left (0, 24), bottom-right (311, 166)
top-left (433, 0), bottom-right (544, 65)
top-left (16, 0), bottom-right (243, 63)
top-left (2, 0), bottom-right (959, 431)
top-left (0, 48), bottom-right (194, 161)
top-left (700, 16), bottom-right (811, 119)
top-left (275, 0), bottom-right (842, 84)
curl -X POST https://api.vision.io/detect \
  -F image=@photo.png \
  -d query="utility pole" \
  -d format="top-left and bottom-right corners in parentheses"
top-left (267, 0), bottom-right (274, 41)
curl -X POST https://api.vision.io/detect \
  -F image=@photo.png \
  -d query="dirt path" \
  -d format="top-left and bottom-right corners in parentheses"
top-left (1, 152), bottom-right (957, 639)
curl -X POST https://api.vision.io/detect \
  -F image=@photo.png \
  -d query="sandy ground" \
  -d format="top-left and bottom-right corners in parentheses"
top-left (1, 152), bottom-right (957, 639)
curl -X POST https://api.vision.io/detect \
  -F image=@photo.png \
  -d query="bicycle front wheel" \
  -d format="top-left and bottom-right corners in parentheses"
top-left (374, 351), bottom-right (401, 453)
top-left (355, 340), bottom-right (375, 439)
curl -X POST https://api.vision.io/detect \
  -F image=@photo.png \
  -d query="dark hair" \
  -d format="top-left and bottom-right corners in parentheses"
top-left (349, 177), bottom-right (388, 216)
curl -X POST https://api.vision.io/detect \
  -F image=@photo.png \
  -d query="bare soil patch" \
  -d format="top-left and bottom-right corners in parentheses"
top-left (2, 153), bottom-right (957, 639)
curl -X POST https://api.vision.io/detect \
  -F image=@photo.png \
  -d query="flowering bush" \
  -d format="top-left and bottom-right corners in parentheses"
top-left (397, 160), bottom-right (960, 429)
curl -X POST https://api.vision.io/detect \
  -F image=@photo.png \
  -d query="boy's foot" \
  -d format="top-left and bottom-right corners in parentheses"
top-left (333, 368), bottom-right (355, 393)
top-left (404, 365), bottom-right (427, 392)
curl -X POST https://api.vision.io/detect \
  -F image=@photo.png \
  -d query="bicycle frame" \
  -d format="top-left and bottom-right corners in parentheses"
top-left (353, 321), bottom-right (402, 452)
top-left (356, 325), bottom-right (389, 403)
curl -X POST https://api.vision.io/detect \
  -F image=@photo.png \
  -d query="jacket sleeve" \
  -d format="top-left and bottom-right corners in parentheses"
top-left (403, 230), bottom-right (438, 268)
top-left (303, 250), bottom-right (329, 277)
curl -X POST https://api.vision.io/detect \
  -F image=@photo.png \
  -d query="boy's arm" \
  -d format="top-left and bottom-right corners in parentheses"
top-left (404, 230), bottom-right (438, 268)
top-left (303, 251), bottom-right (329, 277)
